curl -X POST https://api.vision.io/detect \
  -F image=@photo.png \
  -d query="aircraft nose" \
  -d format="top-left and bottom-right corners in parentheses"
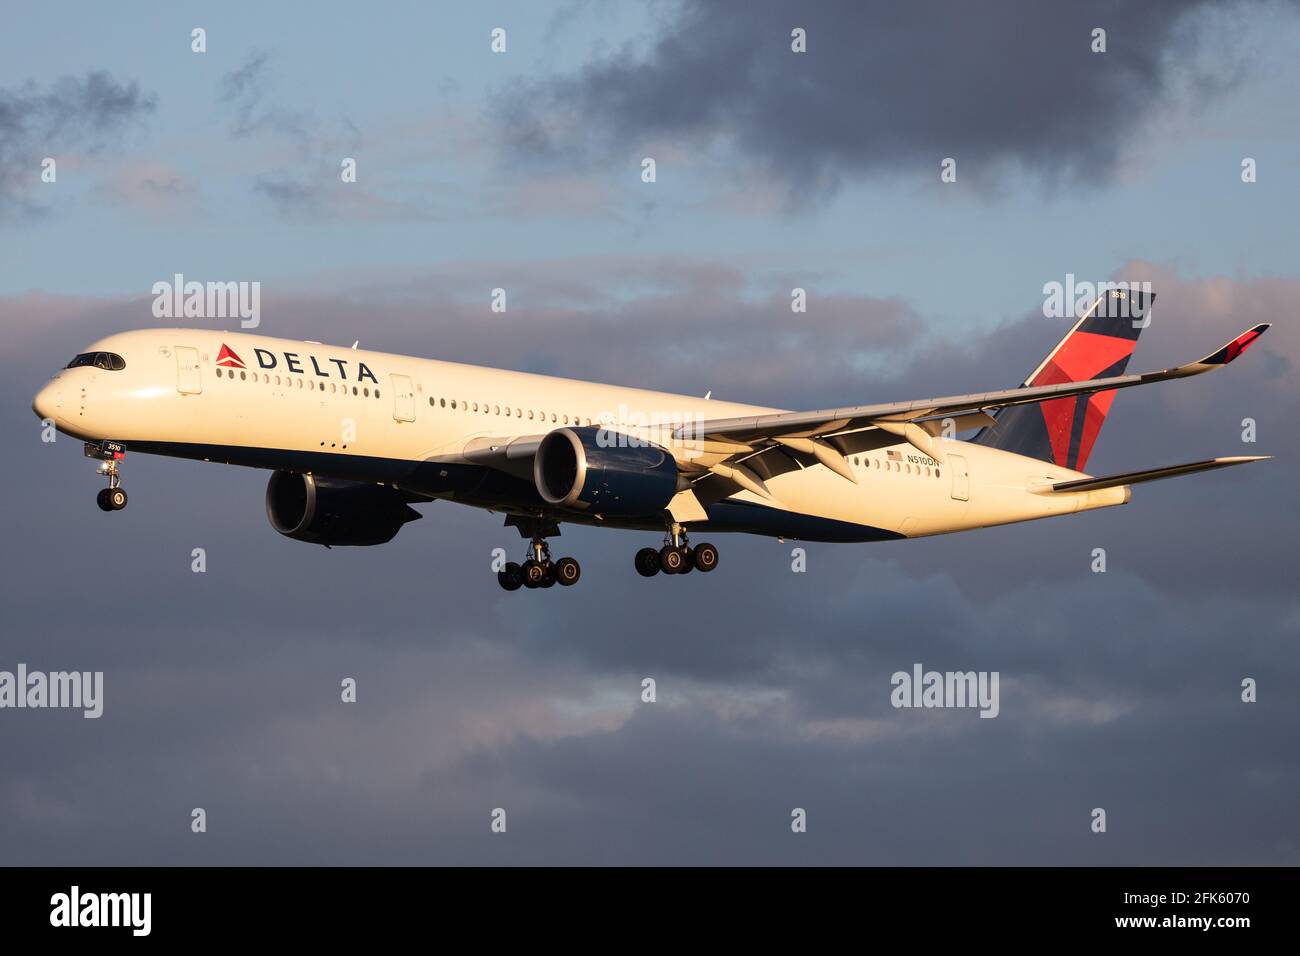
top-left (32, 382), bottom-right (62, 422)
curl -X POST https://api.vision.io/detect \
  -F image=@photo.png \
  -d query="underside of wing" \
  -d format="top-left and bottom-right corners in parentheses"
top-left (458, 433), bottom-right (546, 481)
top-left (673, 324), bottom-right (1270, 493)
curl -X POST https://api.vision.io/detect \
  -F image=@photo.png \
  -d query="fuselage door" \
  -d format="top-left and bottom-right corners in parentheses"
top-left (177, 346), bottom-right (202, 394)
top-left (949, 454), bottom-right (970, 501)
top-left (391, 374), bottom-right (415, 422)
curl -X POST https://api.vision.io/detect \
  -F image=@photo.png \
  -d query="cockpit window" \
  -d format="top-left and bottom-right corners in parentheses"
top-left (66, 352), bottom-right (126, 371)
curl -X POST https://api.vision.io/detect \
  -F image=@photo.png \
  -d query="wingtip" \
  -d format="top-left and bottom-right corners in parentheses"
top-left (1202, 324), bottom-right (1269, 366)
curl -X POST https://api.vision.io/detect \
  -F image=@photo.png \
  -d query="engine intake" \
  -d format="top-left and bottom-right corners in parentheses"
top-left (534, 426), bottom-right (679, 516)
top-left (265, 472), bottom-right (421, 546)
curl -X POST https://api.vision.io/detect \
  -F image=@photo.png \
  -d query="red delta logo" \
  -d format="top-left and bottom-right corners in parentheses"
top-left (215, 344), bottom-right (245, 369)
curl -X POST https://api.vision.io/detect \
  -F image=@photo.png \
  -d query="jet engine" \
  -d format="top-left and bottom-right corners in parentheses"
top-left (533, 426), bottom-right (680, 516)
top-left (265, 471), bottom-right (422, 546)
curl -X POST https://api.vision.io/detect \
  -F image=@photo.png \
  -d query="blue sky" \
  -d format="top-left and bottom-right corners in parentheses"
top-left (5, 0), bottom-right (1299, 336)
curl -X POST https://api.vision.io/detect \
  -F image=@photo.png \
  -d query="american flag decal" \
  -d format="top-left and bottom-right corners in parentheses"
top-left (887, 449), bottom-right (902, 460)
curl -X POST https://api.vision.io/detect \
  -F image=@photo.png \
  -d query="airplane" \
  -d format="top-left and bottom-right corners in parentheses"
top-left (31, 289), bottom-right (1270, 591)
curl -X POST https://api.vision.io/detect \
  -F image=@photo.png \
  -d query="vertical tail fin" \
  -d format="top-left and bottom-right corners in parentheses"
top-left (972, 289), bottom-right (1153, 471)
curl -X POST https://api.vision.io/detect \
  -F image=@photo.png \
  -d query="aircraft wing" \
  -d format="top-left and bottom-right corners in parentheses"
top-left (672, 324), bottom-right (1269, 467)
top-left (447, 325), bottom-right (1268, 505)
top-left (459, 433), bottom-right (547, 481)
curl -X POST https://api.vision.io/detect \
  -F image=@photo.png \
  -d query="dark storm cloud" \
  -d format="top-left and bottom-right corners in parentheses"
top-left (0, 71), bottom-right (156, 217)
top-left (1, 263), bottom-right (1296, 864)
top-left (499, 0), bottom-right (1253, 191)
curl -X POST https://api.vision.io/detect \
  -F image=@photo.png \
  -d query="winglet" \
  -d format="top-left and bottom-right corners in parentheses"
top-left (1196, 324), bottom-right (1269, 367)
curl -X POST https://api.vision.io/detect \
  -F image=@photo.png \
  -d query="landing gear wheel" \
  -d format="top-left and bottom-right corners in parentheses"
top-left (498, 561), bottom-right (524, 591)
top-left (692, 542), bottom-right (719, 572)
top-left (554, 556), bottom-right (581, 586)
top-left (96, 489), bottom-right (114, 512)
top-left (660, 545), bottom-right (687, 574)
top-left (635, 547), bottom-right (661, 577)
top-left (108, 487), bottom-right (128, 510)
top-left (522, 559), bottom-right (546, 588)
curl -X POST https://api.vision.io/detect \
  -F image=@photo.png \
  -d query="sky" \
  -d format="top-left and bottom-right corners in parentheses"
top-left (1, 0), bottom-right (1298, 865)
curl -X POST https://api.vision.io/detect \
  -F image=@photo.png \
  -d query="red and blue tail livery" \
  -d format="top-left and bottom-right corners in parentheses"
top-left (974, 289), bottom-right (1154, 471)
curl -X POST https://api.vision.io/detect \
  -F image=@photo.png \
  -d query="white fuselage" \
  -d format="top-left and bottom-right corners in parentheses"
top-left (32, 328), bottom-right (1128, 541)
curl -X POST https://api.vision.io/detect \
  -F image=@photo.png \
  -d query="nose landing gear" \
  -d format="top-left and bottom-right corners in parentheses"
top-left (636, 524), bottom-right (718, 578)
top-left (87, 441), bottom-right (128, 511)
top-left (96, 486), bottom-right (128, 512)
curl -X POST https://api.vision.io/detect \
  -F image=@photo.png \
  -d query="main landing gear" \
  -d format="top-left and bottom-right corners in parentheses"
top-left (635, 524), bottom-right (719, 578)
top-left (497, 532), bottom-right (582, 592)
top-left (87, 441), bottom-right (128, 512)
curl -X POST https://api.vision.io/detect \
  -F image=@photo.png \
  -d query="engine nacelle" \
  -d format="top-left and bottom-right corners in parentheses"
top-left (534, 426), bottom-right (679, 516)
top-left (265, 472), bottom-right (421, 546)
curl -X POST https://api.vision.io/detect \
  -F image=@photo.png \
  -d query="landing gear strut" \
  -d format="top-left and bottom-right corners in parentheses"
top-left (498, 519), bottom-right (581, 592)
top-left (87, 441), bottom-right (128, 512)
top-left (636, 523), bottom-right (718, 578)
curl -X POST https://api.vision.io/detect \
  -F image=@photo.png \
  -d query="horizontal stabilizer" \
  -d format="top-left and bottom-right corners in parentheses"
top-left (1049, 456), bottom-right (1271, 493)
